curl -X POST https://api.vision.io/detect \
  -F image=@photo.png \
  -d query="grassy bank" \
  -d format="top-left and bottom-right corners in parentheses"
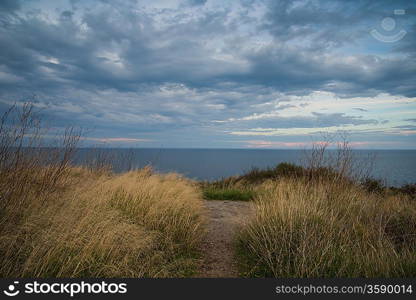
top-left (0, 167), bottom-right (204, 277)
top-left (200, 142), bottom-right (416, 277)
top-left (236, 177), bottom-right (416, 277)
top-left (201, 159), bottom-right (416, 277)
top-left (0, 103), bottom-right (204, 277)
top-left (200, 163), bottom-right (302, 201)
top-left (1, 103), bottom-right (415, 278)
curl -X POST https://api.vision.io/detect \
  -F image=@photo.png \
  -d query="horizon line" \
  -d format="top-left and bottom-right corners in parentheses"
top-left (75, 147), bottom-right (416, 151)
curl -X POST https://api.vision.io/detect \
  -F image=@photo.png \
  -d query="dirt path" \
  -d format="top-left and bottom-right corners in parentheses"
top-left (198, 200), bottom-right (253, 278)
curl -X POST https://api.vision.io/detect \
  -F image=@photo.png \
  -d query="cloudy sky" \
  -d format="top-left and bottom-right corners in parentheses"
top-left (0, 0), bottom-right (415, 148)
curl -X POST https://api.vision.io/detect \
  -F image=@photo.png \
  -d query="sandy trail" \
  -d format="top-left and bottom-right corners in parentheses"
top-left (198, 200), bottom-right (253, 278)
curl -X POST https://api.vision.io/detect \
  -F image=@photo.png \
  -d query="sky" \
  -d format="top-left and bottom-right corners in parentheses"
top-left (0, 0), bottom-right (415, 149)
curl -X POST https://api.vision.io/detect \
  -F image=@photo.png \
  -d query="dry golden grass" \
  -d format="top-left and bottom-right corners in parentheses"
top-left (237, 178), bottom-right (416, 277)
top-left (0, 103), bottom-right (204, 278)
top-left (0, 167), bottom-right (204, 277)
top-left (2, 104), bottom-right (415, 278)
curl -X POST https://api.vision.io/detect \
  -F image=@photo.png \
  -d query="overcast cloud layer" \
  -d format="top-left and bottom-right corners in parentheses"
top-left (0, 0), bottom-right (415, 148)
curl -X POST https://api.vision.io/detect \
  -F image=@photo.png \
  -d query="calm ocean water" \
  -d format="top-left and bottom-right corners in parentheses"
top-left (75, 149), bottom-right (416, 186)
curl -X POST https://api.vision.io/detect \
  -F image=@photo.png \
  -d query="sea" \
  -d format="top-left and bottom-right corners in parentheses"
top-left (74, 149), bottom-right (416, 187)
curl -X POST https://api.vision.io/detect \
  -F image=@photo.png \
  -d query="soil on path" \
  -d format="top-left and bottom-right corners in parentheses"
top-left (197, 200), bottom-right (253, 278)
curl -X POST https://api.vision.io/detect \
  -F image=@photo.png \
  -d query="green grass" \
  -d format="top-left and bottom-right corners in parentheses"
top-left (238, 162), bottom-right (305, 183)
top-left (203, 187), bottom-right (255, 201)
top-left (200, 162), bottom-right (305, 201)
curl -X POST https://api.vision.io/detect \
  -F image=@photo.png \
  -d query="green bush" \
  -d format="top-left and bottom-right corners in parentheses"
top-left (274, 162), bottom-right (304, 177)
top-left (390, 184), bottom-right (416, 201)
top-left (361, 178), bottom-right (385, 194)
top-left (234, 163), bottom-right (305, 184)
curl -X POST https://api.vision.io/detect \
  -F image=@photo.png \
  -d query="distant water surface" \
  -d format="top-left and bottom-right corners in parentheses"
top-left (74, 149), bottom-right (416, 187)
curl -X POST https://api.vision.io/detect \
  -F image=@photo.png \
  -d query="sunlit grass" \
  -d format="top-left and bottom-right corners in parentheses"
top-left (0, 167), bottom-right (204, 277)
top-left (237, 178), bottom-right (416, 277)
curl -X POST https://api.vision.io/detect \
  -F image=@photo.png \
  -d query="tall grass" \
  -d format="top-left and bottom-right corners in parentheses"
top-left (0, 103), bottom-right (80, 227)
top-left (237, 139), bottom-right (416, 277)
top-left (0, 103), bottom-right (204, 277)
top-left (1, 168), bottom-right (204, 277)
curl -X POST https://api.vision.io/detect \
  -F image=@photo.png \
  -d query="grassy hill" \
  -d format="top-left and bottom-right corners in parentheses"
top-left (1, 103), bottom-right (415, 278)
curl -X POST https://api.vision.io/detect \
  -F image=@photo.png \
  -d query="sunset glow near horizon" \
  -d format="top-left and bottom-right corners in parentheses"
top-left (0, 0), bottom-right (415, 149)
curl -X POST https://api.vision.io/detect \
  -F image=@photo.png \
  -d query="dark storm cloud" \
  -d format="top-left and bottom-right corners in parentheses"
top-left (0, 0), bottom-right (20, 13)
top-left (0, 0), bottom-right (415, 98)
top-left (261, 0), bottom-right (416, 47)
top-left (0, 4), bottom-right (240, 94)
top-left (0, 0), bottom-right (415, 147)
top-left (232, 0), bottom-right (416, 97)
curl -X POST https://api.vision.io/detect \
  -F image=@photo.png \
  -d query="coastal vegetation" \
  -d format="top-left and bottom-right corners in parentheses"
top-left (233, 144), bottom-right (416, 277)
top-left (236, 176), bottom-right (416, 277)
top-left (0, 103), bottom-right (415, 278)
top-left (0, 104), bottom-right (204, 277)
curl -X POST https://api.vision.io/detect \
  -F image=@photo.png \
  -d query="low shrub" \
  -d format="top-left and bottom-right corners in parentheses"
top-left (361, 178), bottom-right (385, 195)
top-left (274, 162), bottom-right (304, 178)
top-left (391, 184), bottom-right (416, 201)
